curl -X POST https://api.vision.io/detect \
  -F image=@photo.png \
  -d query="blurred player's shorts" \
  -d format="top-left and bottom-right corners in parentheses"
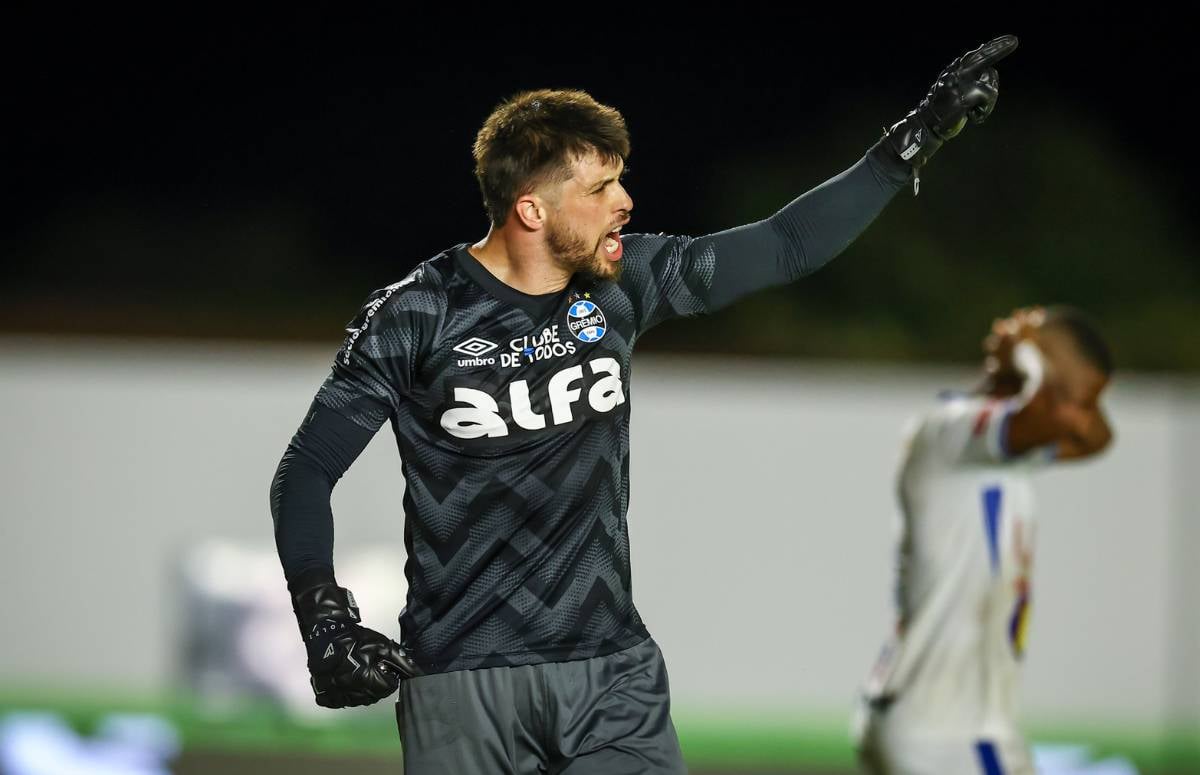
top-left (853, 701), bottom-right (1138, 775)
top-left (1032, 744), bottom-right (1139, 775)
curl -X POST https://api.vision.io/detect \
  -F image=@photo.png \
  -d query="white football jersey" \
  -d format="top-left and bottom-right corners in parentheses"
top-left (862, 393), bottom-right (1053, 742)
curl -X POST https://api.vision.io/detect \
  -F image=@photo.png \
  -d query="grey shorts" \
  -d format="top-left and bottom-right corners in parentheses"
top-left (395, 637), bottom-right (687, 774)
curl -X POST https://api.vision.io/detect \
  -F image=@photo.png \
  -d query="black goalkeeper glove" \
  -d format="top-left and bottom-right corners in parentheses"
top-left (884, 34), bottom-right (1018, 193)
top-left (292, 580), bottom-right (421, 708)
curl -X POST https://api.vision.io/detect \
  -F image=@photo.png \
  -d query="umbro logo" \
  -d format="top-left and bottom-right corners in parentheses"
top-left (453, 337), bottom-right (499, 357)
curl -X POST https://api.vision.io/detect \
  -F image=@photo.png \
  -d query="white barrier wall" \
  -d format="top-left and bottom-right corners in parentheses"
top-left (0, 336), bottom-right (1195, 730)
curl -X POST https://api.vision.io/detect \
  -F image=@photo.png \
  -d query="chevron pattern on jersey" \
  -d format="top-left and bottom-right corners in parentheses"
top-left (314, 237), bottom-right (712, 673)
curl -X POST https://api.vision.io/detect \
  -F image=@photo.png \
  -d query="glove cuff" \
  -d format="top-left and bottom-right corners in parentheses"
top-left (292, 581), bottom-right (362, 642)
top-left (286, 565), bottom-right (337, 597)
top-left (883, 112), bottom-right (943, 169)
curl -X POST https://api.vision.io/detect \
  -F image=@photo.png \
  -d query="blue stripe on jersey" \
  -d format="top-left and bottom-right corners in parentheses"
top-left (983, 485), bottom-right (1003, 574)
top-left (975, 740), bottom-right (1005, 775)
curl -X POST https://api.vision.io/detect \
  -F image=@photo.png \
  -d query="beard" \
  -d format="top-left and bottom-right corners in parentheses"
top-left (546, 217), bottom-right (621, 283)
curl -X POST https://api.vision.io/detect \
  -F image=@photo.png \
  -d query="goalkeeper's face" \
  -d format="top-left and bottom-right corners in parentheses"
top-left (541, 151), bottom-right (633, 283)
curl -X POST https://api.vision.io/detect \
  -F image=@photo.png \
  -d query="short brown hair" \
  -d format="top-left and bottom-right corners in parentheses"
top-left (473, 89), bottom-right (630, 226)
top-left (1043, 306), bottom-right (1115, 376)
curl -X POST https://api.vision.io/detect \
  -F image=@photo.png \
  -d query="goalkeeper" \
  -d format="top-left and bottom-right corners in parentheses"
top-left (271, 35), bottom-right (1018, 775)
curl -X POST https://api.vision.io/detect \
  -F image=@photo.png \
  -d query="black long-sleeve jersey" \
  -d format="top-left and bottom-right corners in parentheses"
top-left (272, 143), bottom-right (910, 673)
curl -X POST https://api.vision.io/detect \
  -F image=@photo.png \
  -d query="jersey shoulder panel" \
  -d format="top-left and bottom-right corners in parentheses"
top-left (617, 231), bottom-right (712, 332)
top-left (339, 250), bottom-right (454, 365)
top-left (317, 250), bottom-right (455, 430)
top-left (909, 394), bottom-right (1014, 468)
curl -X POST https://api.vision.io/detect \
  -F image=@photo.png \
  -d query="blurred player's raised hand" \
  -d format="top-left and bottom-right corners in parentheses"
top-left (884, 35), bottom-right (1018, 191)
top-left (984, 306), bottom-right (1044, 379)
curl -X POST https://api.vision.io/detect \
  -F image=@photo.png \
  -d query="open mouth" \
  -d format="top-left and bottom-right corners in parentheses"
top-left (603, 225), bottom-right (624, 261)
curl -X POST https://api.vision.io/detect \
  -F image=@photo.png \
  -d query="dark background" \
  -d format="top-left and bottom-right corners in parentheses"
top-left (2, 13), bottom-right (1197, 775)
top-left (7, 10), bottom-right (1196, 370)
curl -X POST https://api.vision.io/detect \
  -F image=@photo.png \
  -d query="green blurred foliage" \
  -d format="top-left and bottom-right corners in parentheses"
top-left (640, 100), bottom-right (1200, 372)
top-left (5, 102), bottom-right (1196, 371)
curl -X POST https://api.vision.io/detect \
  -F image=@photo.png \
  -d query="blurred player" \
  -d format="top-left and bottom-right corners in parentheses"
top-left (856, 306), bottom-right (1115, 775)
top-left (271, 38), bottom-right (1017, 775)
